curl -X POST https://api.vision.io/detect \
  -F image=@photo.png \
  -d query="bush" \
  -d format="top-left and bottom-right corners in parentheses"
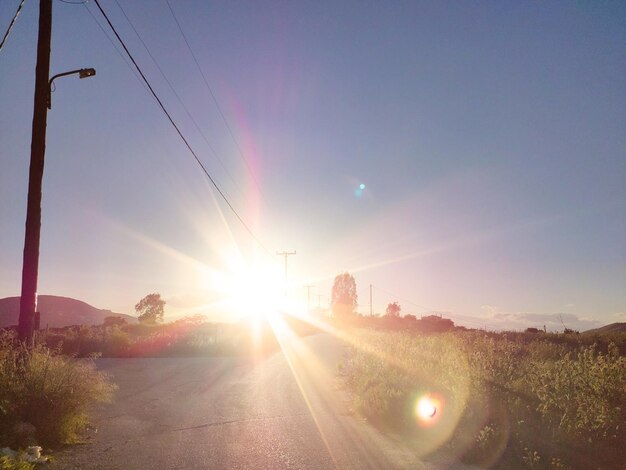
top-left (0, 331), bottom-right (116, 446)
top-left (0, 454), bottom-right (35, 470)
top-left (341, 329), bottom-right (626, 468)
top-left (102, 326), bottom-right (131, 357)
top-left (528, 342), bottom-right (625, 441)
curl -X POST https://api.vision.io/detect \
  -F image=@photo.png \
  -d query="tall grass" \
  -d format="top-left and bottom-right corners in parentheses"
top-left (342, 330), bottom-right (626, 468)
top-left (0, 331), bottom-right (116, 447)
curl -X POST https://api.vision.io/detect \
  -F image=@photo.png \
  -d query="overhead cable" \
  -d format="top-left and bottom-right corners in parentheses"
top-left (111, 0), bottom-right (246, 204)
top-left (0, 0), bottom-right (26, 54)
top-left (82, 2), bottom-right (150, 92)
top-left (92, 0), bottom-right (271, 255)
top-left (372, 284), bottom-right (432, 313)
top-left (164, 0), bottom-right (267, 203)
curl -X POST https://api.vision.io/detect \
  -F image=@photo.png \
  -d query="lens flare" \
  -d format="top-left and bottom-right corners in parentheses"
top-left (417, 396), bottom-right (437, 419)
top-left (415, 393), bottom-right (444, 428)
top-left (359, 183), bottom-right (366, 190)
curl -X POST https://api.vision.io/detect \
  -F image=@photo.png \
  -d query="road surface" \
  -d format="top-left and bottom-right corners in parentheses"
top-left (52, 333), bottom-right (429, 469)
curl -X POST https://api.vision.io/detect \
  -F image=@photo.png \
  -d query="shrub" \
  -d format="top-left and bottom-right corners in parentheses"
top-left (102, 325), bottom-right (131, 357)
top-left (0, 331), bottom-right (116, 446)
top-left (343, 331), bottom-right (470, 432)
top-left (528, 342), bottom-right (625, 441)
top-left (341, 329), bottom-right (626, 468)
top-left (0, 454), bottom-right (35, 470)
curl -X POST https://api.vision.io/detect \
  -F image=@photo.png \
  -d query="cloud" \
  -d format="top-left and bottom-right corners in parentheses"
top-left (445, 305), bottom-right (606, 332)
top-left (488, 312), bottom-right (603, 332)
top-left (612, 312), bottom-right (626, 322)
top-left (480, 304), bottom-right (498, 316)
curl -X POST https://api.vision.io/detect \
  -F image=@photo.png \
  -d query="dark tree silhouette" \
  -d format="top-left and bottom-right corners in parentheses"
top-left (385, 302), bottom-right (401, 318)
top-left (135, 293), bottom-right (165, 324)
top-left (331, 272), bottom-right (357, 317)
top-left (403, 314), bottom-right (418, 328)
top-left (419, 315), bottom-right (454, 333)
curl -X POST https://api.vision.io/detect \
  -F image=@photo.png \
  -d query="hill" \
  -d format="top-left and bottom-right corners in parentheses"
top-left (0, 295), bottom-right (135, 328)
top-left (583, 322), bottom-right (626, 334)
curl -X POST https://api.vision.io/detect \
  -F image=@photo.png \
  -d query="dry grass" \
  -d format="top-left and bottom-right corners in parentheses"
top-left (342, 329), bottom-right (626, 469)
top-left (0, 331), bottom-right (116, 447)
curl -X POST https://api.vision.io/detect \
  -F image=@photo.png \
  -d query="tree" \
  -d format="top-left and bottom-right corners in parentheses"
top-left (135, 293), bottom-right (165, 324)
top-left (419, 315), bottom-right (455, 333)
top-left (385, 302), bottom-right (401, 318)
top-left (331, 272), bottom-right (357, 317)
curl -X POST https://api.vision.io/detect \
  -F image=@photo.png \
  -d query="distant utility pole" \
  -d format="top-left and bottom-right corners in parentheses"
top-left (276, 250), bottom-right (296, 296)
top-left (304, 285), bottom-right (314, 311)
top-left (18, 0), bottom-right (52, 343)
top-left (317, 294), bottom-right (323, 308)
top-left (370, 284), bottom-right (373, 316)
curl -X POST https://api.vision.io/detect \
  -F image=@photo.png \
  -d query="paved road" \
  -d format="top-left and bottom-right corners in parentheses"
top-left (52, 333), bottom-right (428, 469)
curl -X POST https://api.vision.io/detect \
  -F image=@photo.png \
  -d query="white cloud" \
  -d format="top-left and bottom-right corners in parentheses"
top-left (612, 312), bottom-right (626, 322)
top-left (489, 312), bottom-right (602, 332)
top-left (480, 304), bottom-right (498, 316)
top-left (448, 309), bottom-right (605, 332)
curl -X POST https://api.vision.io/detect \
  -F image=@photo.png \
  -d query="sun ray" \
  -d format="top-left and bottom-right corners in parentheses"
top-left (267, 313), bottom-right (340, 468)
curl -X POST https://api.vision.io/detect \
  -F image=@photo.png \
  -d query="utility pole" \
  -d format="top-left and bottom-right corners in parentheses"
top-left (276, 250), bottom-right (296, 296)
top-left (304, 285), bottom-right (314, 311)
top-left (18, 0), bottom-right (53, 343)
top-left (370, 284), bottom-right (373, 316)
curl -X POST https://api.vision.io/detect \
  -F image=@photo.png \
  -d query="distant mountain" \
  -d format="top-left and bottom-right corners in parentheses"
top-left (583, 322), bottom-right (626, 334)
top-left (0, 295), bottom-right (135, 328)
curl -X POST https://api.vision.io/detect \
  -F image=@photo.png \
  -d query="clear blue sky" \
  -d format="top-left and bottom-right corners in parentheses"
top-left (1, 0), bottom-right (624, 330)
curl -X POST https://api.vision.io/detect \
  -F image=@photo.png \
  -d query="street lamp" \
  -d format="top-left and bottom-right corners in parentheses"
top-left (19, 63), bottom-right (97, 343)
top-left (47, 67), bottom-right (96, 109)
top-left (18, 4), bottom-right (98, 344)
top-left (20, 63), bottom-right (97, 343)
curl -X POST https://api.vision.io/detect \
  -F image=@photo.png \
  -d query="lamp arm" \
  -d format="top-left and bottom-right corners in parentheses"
top-left (47, 68), bottom-right (94, 109)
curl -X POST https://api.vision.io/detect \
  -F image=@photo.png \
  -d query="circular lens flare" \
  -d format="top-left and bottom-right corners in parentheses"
top-left (415, 393), bottom-right (444, 428)
top-left (417, 397), bottom-right (437, 419)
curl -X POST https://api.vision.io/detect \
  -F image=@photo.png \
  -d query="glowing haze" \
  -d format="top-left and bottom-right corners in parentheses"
top-left (0, 1), bottom-right (624, 330)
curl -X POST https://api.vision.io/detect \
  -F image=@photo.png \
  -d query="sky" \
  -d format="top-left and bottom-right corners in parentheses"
top-left (1, 0), bottom-right (624, 331)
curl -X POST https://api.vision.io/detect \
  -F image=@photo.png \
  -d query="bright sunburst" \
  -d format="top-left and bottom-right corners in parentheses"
top-left (216, 258), bottom-right (286, 321)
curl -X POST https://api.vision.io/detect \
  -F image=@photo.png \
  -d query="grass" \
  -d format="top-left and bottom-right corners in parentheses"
top-left (0, 455), bottom-right (35, 470)
top-left (341, 329), bottom-right (626, 469)
top-left (0, 331), bottom-right (116, 447)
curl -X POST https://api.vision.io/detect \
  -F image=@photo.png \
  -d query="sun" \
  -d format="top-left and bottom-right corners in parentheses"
top-left (219, 259), bottom-right (286, 321)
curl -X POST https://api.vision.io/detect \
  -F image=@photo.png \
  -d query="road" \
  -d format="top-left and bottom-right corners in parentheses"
top-left (52, 332), bottom-right (431, 469)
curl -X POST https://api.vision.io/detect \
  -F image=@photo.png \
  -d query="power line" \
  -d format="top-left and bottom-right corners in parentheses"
top-left (92, 0), bottom-right (271, 255)
top-left (0, 0), bottom-right (26, 54)
top-left (371, 284), bottom-right (487, 327)
top-left (277, 250), bottom-right (296, 296)
top-left (82, 3), bottom-right (149, 92)
top-left (372, 284), bottom-right (432, 313)
top-left (164, 0), bottom-right (267, 203)
top-left (111, 0), bottom-right (247, 205)
top-left (304, 284), bottom-right (314, 310)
